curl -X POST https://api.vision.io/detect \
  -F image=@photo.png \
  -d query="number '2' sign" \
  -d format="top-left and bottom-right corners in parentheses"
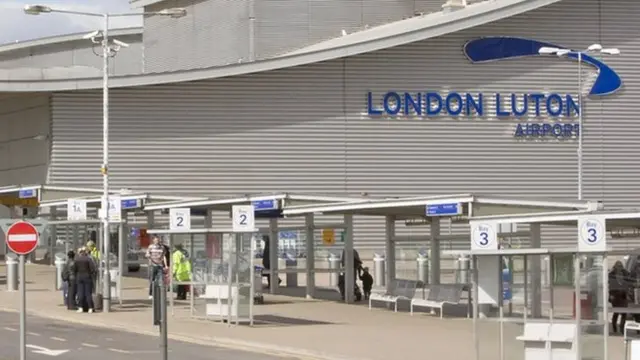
top-left (578, 216), bottom-right (606, 252)
top-left (232, 205), bottom-right (255, 233)
top-left (170, 208), bottom-right (191, 231)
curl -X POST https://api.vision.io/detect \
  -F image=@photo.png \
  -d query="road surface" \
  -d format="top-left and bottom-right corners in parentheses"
top-left (0, 311), bottom-right (296, 360)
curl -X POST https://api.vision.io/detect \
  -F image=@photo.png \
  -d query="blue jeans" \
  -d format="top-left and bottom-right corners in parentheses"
top-left (76, 276), bottom-right (94, 312)
top-left (148, 264), bottom-right (164, 296)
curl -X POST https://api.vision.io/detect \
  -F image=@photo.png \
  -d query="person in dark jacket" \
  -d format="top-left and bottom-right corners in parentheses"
top-left (610, 261), bottom-right (630, 333)
top-left (61, 251), bottom-right (77, 310)
top-left (74, 247), bottom-right (97, 313)
top-left (261, 235), bottom-right (281, 288)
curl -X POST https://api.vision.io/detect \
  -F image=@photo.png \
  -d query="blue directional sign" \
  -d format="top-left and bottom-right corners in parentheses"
top-left (121, 198), bottom-right (142, 210)
top-left (18, 189), bottom-right (37, 199)
top-left (502, 268), bottom-right (512, 301)
top-left (252, 199), bottom-right (279, 211)
top-left (426, 203), bottom-right (462, 216)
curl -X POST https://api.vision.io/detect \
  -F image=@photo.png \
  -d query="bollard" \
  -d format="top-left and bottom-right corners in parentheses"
top-left (373, 253), bottom-right (385, 287)
top-left (54, 252), bottom-right (66, 290)
top-left (328, 253), bottom-right (340, 287)
top-left (6, 253), bottom-right (18, 291)
top-left (457, 255), bottom-right (470, 284)
top-left (285, 253), bottom-right (298, 287)
top-left (416, 254), bottom-right (429, 285)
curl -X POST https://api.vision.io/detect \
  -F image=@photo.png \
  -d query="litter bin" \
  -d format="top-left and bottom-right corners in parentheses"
top-left (54, 252), bottom-right (66, 290)
top-left (5, 252), bottom-right (18, 291)
top-left (417, 253), bottom-right (429, 285)
top-left (457, 255), bottom-right (470, 284)
top-left (373, 253), bottom-right (385, 287)
top-left (328, 253), bottom-right (340, 287)
top-left (285, 253), bottom-right (298, 287)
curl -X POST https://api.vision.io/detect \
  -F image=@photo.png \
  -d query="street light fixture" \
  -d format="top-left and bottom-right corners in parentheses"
top-left (24, 4), bottom-right (187, 315)
top-left (538, 44), bottom-right (620, 201)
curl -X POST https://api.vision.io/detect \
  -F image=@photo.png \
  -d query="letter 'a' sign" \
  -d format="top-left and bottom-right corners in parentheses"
top-left (578, 216), bottom-right (607, 252)
top-left (470, 221), bottom-right (498, 251)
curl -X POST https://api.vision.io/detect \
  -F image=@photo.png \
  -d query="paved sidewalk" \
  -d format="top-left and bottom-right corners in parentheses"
top-left (0, 264), bottom-right (626, 360)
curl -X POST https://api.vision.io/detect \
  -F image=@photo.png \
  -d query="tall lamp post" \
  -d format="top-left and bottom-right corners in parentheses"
top-left (24, 4), bottom-right (187, 313)
top-left (538, 44), bottom-right (620, 201)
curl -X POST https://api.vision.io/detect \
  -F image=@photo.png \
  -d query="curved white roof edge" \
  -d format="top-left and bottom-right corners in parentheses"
top-left (0, 27), bottom-right (143, 54)
top-left (0, 0), bottom-right (561, 92)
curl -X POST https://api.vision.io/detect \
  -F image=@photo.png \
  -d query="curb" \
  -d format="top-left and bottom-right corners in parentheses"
top-left (0, 307), bottom-right (359, 360)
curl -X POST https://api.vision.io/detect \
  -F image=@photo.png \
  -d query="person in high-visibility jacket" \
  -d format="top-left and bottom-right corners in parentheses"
top-left (86, 241), bottom-right (100, 261)
top-left (172, 244), bottom-right (191, 300)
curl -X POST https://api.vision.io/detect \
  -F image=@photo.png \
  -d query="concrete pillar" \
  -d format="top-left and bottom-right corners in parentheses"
top-left (385, 215), bottom-right (396, 293)
top-left (530, 223), bottom-right (542, 318)
top-left (430, 217), bottom-right (441, 285)
top-left (269, 218), bottom-right (278, 294)
top-left (305, 214), bottom-right (315, 299)
top-left (343, 214), bottom-right (354, 304)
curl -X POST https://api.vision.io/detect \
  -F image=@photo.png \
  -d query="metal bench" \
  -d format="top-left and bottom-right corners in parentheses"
top-left (410, 284), bottom-right (465, 318)
top-left (368, 279), bottom-right (420, 312)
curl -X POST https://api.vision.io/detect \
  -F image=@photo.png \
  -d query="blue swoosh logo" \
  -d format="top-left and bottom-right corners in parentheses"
top-left (463, 37), bottom-right (622, 96)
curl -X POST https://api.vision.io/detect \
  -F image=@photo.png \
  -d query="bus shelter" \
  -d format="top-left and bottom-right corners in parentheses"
top-left (282, 194), bottom-right (598, 303)
top-left (0, 184), bottom-right (108, 258)
top-left (466, 208), bottom-right (640, 360)
top-left (146, 227), bottom-right (258, 326)
top-left (143, 193), bottom-right (366, 301)
top-left (37, 190), bottom-right (201, 303)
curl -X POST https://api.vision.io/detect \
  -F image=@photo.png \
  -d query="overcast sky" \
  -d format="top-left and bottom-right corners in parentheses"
top-left (0, 0), bottom-right (141, 45)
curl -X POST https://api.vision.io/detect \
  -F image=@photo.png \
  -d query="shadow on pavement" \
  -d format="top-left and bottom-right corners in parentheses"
top-left (250, 314), bottom-right (338, 328)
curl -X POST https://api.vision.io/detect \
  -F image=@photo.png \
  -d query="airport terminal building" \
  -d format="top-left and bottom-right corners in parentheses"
top-left (0, 0), bottom-right (638, 250)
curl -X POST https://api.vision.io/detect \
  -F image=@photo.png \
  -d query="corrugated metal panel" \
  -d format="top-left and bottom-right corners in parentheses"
top-left (143, 0), bottom-right (250, 73)
top-left (50, 0), bottom-right (640, 251)
top-left (413, 0), bottom-right (448, 14)
top-left (254, 0), bottom-right (310, 59)
top-left (0, 93), bottom-right (50, 186)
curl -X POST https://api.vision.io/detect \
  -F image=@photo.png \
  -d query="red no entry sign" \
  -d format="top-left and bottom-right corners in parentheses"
top-left (5, 221), bottom-right (39, 255)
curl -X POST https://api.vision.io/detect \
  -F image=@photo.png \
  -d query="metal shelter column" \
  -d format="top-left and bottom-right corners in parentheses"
top-left (343, 214), bottom-right (354, 304)
top-left (269, 218), bottom-right (278, 294)
top-left (305, 214), bottom-right (315, 299)
top-left (385, 215), bottom-right (396, 293)
top-left (118, 208), bottom-right (125, 279)
top-left (50, 207), bottom-right (58, 263)
top-left (529, 223), bottom-right (542, 318)
top-left (430, 217), bottom-right (441, 285)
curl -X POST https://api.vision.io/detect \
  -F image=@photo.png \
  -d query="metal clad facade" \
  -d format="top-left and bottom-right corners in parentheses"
top-left (144, 0), bottom-right (250, 72)
top-left (0, 93), bottom-right (50, 186)
top-left (145, 0), bottom-right (462, 70)
top-left (0, 35), bottom-right (143, 75)
top-left (50, 0), bottom-right (640, 250)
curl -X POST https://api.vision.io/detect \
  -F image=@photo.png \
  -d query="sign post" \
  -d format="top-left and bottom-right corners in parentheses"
top-left (5, 220), bottom-right (40, 360)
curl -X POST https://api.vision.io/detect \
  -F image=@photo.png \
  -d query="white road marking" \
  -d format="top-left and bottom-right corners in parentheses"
top-left (108, 348), bottom-right (131, 354)
top-left (27, 332), bottom-right (41, 336)
top-left (81, 343), bottom-right (99, 348)
top-left (50, 336), bottom-right (67, 342)
top-left (3, 327), bottom-right (17, 332)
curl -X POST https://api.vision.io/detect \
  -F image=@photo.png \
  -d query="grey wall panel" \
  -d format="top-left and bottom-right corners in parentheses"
top-left (0, 93), bottom-right (50, 186)
top-left (50, 0), bottom-right (640, 251)
top-left (145, 0), bottom-right (466, 68)
top-left (144, 0), bottom-right (250, 73)
top-left (0, 35), bottom-right (143, 76)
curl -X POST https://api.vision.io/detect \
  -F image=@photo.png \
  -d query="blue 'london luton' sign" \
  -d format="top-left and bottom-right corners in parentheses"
top-left (366, 37), bottom-right (622, 139)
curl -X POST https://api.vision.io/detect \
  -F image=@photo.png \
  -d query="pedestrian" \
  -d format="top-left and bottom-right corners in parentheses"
top-left (146, 236), bottom-right (168, 299)
top-left (61, 250), bottom-right (77, 310)
top-left (74, 247), bottom-right (96, 313)
top-left (609, 260), bottom-right (630, 333)
top-left (172, 244), bottom-right (190, 300)
top-left (261, 235), bottom-right (281, 288)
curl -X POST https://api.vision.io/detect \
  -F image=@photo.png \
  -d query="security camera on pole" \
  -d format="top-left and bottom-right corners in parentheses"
top-left (24, 3), bottom-right (188, 313)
